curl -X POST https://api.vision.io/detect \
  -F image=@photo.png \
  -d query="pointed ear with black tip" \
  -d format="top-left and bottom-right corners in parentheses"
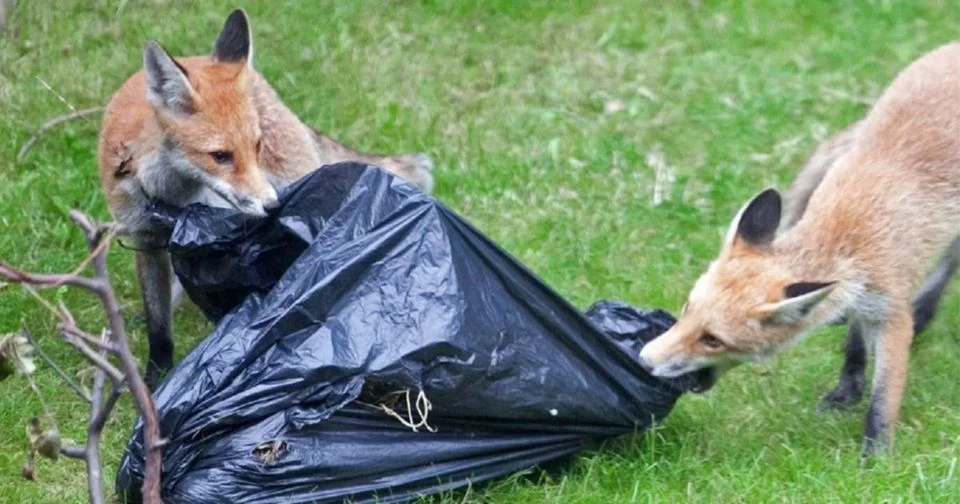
top-left (212, 8), bottom-right (253, 65)
top-left (724, 188), bottom-right (783, 249)
top-left (758, 281), bottom-right (837, 325)
top-left (143, 41), bottom-right (197, 116)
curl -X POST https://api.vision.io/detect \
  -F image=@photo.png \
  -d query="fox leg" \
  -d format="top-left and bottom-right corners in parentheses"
top-left (819, 321), bottom-right (867, 411)
top-left (861, 306), bottom-right (914, 457)
top-left (911, 236), bottom-right (960, 335)
top-left (136, 248), bottom-right (175, 389)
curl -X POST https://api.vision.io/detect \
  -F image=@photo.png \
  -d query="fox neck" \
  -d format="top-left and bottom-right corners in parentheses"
top-left (773, 231), bottom-right (863, 328)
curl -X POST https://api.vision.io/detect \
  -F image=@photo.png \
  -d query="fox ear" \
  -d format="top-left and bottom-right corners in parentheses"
top-left (757, 281), bottom-right (836, 325)
top-left (143, 41), bottom-right (197, 116)
top-left (212, 8), bottom-right (253, 65)
top-left (724, 188), bottom-right (782, 249)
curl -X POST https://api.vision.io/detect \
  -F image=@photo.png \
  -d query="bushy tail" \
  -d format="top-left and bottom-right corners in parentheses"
top-left (379, 152), bottom-right (435, 194)
top-left (308, 126), bottom-right (435, 194)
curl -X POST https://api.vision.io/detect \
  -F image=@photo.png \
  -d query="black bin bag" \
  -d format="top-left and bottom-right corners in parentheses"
top-left (116, 162), bottom-right (700, 503)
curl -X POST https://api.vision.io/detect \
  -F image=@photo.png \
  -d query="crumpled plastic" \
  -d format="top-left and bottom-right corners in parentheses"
top-left (116, 162), bottom-right (702, 503)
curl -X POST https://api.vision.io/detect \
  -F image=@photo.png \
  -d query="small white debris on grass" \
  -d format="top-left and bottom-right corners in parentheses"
top-left (603, 99), bottom-right (626, 115)
top-left (557, 187), bottom-right (579, 200)
top-left (549, 409), bottom-right (558, 417)
top-left (637, 86), bottom-right (658, 102)
top-left (646, 144), bottom-right (675, 207)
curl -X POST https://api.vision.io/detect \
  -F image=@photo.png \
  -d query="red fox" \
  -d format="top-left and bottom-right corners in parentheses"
top-left (638, 42), bottom-right (960, 456)
top-left (97, 9), bottom-right (434, 386)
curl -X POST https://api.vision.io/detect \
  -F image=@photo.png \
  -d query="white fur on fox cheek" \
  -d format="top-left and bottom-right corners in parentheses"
top-left (139, 148), bottom-right (270, 216)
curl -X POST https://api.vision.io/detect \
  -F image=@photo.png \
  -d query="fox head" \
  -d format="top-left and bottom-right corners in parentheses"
top-left (639, 189), bottom-right (836, 392)
top-left (142, 9), bottom-right (276, 216)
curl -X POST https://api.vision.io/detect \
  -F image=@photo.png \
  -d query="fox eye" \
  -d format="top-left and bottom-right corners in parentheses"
top-left (256, 139), bottom-right (263, 153)
top-left (211, 151), bottom-right (233, 164)
top-left (699, 332), bottom-right (724, 349)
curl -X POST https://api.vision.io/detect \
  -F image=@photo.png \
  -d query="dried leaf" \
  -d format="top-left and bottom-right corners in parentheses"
top-left (0, 330), bottom-right (36, 381)
top-left (27, 415), bottom-right (60, 461)
top-left (252, 440), bottom-right (287, 466)
top-left (21, 452), bottom-right (35, 481)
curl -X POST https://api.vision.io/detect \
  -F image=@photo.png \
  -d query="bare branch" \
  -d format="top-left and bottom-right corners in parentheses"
top-left (57, 300), bottom-right (76, 326)
top-left (17, 77), bottom-right (102, 162)
top-left (67, 211), bottom-right (118, 244)
top-left (0, 263), bottom-right (102, 292)
top-left (83, 330), bottom-right (112, 504)
top-left (58, 330), bottom-right (124, 385)
top-left (20, 328), bottom-right (91, 403)
top-left (87, 229), bottom-right (164, 503)
top-left (58, 323), bottom-right (118, 354)
top-left (66, 227), bottom-right (119, 279)
top-left (59, 443), bottom-right (86, 460)
top-left (16, 107), bottom-right (103, 162)
top-left (1, 211), bottom-right (161, 503)
top-left (71, 211), bottom-right (164, 502)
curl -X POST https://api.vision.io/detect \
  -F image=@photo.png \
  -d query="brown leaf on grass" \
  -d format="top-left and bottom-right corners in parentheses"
top-left (21, 452), bottom-right (35, 481)
top-left (22, 415), bottom-right (60, 481)
top-left (27, 415), bottom-right (61, 461)
top-left (0, 330), bottom-right (36, 381)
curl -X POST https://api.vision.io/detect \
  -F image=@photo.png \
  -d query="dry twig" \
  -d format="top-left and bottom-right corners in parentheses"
top-left (0, 211), bottom-right (162, 504)
top-left (16, 107), bottom-right (103, 162)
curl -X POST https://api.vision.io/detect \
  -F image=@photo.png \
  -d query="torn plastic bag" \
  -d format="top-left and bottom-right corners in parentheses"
top-left (116, 162), bottom-right (702, 504)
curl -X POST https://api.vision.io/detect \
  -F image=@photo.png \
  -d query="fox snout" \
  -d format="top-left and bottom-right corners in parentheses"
top-left (207, 177), bottom-right (278, 217)
top-left (638, 344), bottom-right (695, 378)
top-left (638, 332), bottom-right (687, 377)
top-left (241, 185), bottom-right (279, 216)
top-left (235, 191), bottom-right (277, 216)
top-left (639, 344), bottom-right (719, 393)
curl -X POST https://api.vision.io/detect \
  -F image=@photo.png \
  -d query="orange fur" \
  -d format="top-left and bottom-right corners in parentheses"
top-left (98, 11), bottom-right (433, 240)
top-left (96, 9), bottom-right (435, 387)
top-left (640, 42), bottom-right (960, 456)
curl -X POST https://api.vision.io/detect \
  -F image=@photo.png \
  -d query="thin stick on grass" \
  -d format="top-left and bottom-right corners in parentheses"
top-left (15, 107), bottom-right (103, 162)
top-left (0, 211), bottom-right (163, 504)
top-left (820, 87), bottom-right (874, 107)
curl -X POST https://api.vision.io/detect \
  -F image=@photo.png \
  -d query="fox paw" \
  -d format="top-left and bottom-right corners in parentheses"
top-left (817, 382), bottom-right (864, 412)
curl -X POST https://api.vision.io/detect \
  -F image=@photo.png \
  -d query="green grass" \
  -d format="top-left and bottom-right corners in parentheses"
top-left (1, 0), bottom-right (958, 502)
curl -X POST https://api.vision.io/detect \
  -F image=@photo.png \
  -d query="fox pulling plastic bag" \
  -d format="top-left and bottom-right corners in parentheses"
top-left (116, 163), bottom-right (702, 503)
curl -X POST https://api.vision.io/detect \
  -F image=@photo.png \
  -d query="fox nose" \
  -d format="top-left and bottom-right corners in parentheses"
top-left (263, 181), bottom-right (281, 210)
top-left (637, 352), bottom-right (654, 373)
top-left (263, 194), bottom-right (279, 210)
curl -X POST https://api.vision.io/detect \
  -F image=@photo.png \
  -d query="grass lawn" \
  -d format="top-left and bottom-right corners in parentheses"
top-left (1, 0), bottom-right (958, 502)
